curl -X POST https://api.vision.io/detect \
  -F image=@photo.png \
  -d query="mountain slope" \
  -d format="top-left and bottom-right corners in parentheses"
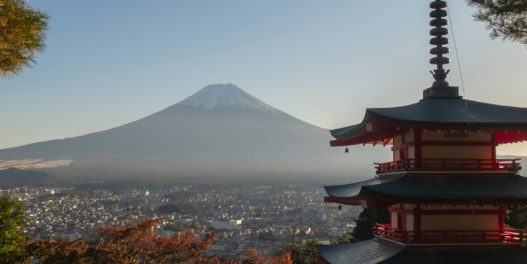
top-left (0, 168), bottom-right (56, 186)
top-left (0, 84), bottom-right (386, 181)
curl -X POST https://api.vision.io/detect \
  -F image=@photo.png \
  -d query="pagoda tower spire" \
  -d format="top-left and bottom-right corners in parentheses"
top-left (430, 0), bottom-right (450, 87)
top-left (423, 0), bottom-right (460, 99)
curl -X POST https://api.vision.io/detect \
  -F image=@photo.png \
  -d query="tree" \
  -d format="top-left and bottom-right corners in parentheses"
top-left (0, 196), bottom-right (26, 264)
top-left (27, 218), bottom-right (292, 264)
top-left (331, 233), bottom-right (351, 245)
top-left (0, 0), bottom-right (47, 77)
top-left (468, 0), bottom-right (527, 45)
top-left (239, 249), bottom-right (293, 264)
top-left (28, 219), bottom-right (220, 264)
top-left (351, 207), bottom-right (389, 242)
top-left (280, 239), bottom-right (318, 264)
top-left (506, 206), bottom-right (527, 229)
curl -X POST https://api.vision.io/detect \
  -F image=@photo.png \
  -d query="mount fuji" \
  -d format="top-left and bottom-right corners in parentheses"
top-left (0, 84), bottom-right (385, 182)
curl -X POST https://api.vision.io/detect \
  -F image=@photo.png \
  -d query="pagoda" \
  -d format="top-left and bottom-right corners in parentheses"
top-left (318, 1), bottom-right (527, 263)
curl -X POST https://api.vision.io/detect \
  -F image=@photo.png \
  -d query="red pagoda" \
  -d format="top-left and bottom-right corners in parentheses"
top-left (318, 1), bottom-right (527, 263)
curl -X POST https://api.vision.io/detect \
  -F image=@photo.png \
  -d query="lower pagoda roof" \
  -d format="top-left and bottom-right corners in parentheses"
top-left (324, 174), bottom-right (527, 206)
top-left (330, 98), bottom-right (527, 146)
top-left (318, 239), bottom-right (527, 264)
top-left (317, 238), bottom-right (404, 264)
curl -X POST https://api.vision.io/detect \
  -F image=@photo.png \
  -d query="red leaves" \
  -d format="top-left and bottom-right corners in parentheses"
top-left (27, 218), bottom-right (292, 264)
top-left (240, 249), bottom-right (293, 264)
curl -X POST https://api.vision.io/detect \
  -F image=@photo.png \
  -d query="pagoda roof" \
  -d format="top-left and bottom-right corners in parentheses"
top-left (331, 98), bottom-right (527, 146)
top-left (372, 98), bottom-right (527, 125)
top-left (324, 174), bottom-right (527, 206)
top-left (317, 238), bottom-right (404, 264)
top-left (318, 239), bottom-right (527, 264)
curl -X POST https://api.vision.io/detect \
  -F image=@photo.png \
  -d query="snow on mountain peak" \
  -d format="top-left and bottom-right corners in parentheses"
top-left (178, 83), bottom-right (280, 112)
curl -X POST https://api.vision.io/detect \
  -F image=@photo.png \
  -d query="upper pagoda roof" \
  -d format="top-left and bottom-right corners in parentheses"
top-left (371, 98), bottom-right (527, 125)
top-left (331, 97), bottom-right (527, 146)
top-left (324, 174), bottom-right (527, 207)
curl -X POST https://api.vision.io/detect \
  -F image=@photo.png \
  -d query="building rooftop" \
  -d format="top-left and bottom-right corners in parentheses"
top-left (331, 98), bottom-right (527, 146)
top-left (318, 238), bottom-right (527, 264)
top-left (317, 238), bottom-right (404, 264)
top-left (325, 174), bottom-right (527, 206)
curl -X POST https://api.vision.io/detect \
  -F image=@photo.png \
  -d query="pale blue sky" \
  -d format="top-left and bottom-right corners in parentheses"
top-left (1, 1), bottom-right (526, 154)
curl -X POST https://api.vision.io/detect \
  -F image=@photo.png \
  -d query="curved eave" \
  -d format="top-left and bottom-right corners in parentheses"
top-left (317, 238), bottom-right (405, 264)
top-left (324, 175), bottom-right (527, 207)
top-left (324, 178), bottom-right (396, 206)
top-left (371, 98), bottom-right (527, 125)
top-left (326, 188), bottom-right (527, 208)
top-left (324, 178), bottom-right (389, 197)
top-left (319, 241), bottom-right (527, 264)
top-left (369, 110), bottom-right (527, 131)
top-left (330, 102), bottom-right (527, 147)
top-left (330, 124), bottom-right (361, 139)
top-left (330, 111), bottom-right (400, 147)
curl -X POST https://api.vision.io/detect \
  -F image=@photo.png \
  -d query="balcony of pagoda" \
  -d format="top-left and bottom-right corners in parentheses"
top-left (375, 158), bottom-right (521, 174)
top-left (373, 223), bottom-right (527, 246)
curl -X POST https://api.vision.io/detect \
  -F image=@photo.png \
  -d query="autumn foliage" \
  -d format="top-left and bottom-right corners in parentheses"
top-left (0, 0), bottom-right (47, 77)
top-left (26, 218), bottom-right (292, 264)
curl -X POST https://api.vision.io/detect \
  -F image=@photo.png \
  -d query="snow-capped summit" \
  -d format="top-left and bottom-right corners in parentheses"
top-left (178, 83), bottom-right (279, 113)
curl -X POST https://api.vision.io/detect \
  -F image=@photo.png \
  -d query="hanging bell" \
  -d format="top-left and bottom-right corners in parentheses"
top-left (344, 147), bottom-right (349, 153)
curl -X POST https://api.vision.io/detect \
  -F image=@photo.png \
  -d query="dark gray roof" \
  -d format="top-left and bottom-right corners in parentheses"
top-left (371, 98), bottom-right (527, 124)
top-left (317, 238), bottom-right (404, 264)
top-left (324, 178), bottom-right (393, 198)
top-left (330, 124), bottom-right (360, 139)
top-left (319, 239), bottom-right (527, 264)
top-left (381, 245), bottom-right (527, 264)
top-left (325, 174), bottom-right (527, 202)
top-left (330, 98), bottom-right (527, 140)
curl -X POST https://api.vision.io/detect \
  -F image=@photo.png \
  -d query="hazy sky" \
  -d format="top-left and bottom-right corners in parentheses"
top-left (1, 1), bottom-right (526, 154)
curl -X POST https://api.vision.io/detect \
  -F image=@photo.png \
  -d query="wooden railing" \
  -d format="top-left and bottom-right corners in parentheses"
top-left (375, 158), bottom-right (521, 174)
top-left (373, 223), bottom-right (526, 245)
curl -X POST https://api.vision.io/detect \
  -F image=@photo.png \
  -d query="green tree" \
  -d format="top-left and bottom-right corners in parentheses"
top-left (331, 233), bottom-right (351, 245)
top-left (0, 0), bottom-right (47, 77)
top-left (468, 0), bottom-right (527, 45)
top-left (351, 207), bottom-right (389, 242)
top-left (0, 196), bottom-right (26, 264)
top-left (283, 239), bottom-right (317, 264)
top-left (506, 206), bottom-right (527, 229)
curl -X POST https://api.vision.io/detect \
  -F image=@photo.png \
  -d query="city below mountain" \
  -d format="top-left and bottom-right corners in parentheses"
top-left (0, 84), bottom-right (386, 182)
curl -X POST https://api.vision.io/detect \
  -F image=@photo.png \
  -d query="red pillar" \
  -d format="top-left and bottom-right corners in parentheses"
top-left (491, 132), bottom-right (497, 169)
top-left (414, 204), bottom-right (421, 242)
top-left (498, 206), bottom-right (505, 233)
top-left (414, 130), bottom-right (422, 169)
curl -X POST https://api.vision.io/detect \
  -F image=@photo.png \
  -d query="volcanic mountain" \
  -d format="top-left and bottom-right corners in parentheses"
top-left (0, 84), bottom-right (385, 182)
